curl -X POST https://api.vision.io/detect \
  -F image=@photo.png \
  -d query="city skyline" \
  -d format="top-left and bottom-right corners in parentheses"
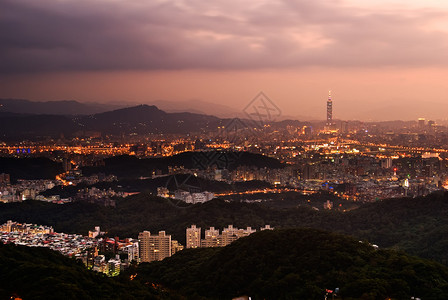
top-left (2, 0), bottom-right (448, 121)
top-left (3, 1), bottom-right (448, 297)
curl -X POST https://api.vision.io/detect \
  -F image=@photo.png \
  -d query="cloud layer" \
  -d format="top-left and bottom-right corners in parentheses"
top-left (2, 0), bottom-right (448, 73)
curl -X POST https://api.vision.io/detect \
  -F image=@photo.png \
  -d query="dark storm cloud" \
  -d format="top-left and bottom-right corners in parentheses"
top-left (1, 0), bottom-right (448, 73)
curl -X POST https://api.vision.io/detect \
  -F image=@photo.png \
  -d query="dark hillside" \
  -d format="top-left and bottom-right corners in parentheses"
top-left (135, 228), bottom-right (448, 299)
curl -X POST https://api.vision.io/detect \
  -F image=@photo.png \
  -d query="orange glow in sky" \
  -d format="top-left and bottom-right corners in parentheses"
top-left (2, 0), bottom-right (448, 120)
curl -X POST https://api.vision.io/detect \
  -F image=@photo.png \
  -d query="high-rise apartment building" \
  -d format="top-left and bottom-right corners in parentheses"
top-left (187, 224), bottom-right (270, 248)
top-left (138, 231), bottom-right (171, 263)
top-left (186, 225), bottom-right (201, 248)
top-left (201, 227), bottom-right (220, 248)
top-left (221, 225), bottom-right (256, 247)
top-left (171, 240), bottom-right (184, 255)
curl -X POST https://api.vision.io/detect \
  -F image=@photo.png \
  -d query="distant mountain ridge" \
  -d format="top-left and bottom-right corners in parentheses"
top-left (0, 98), bottom-right (311, 121)
top-left (0, 99), bottom-right (310, 140)
top-left (149, 99), bottom-right (242, 118)
top-left (0, 104), bottom-right (223, 140)
top-left (81, 104), bottom-right (221, 134)
top-left (0, 98), bottom-right (126, 115)
top-left (0, 98), bottom-right (239, 117)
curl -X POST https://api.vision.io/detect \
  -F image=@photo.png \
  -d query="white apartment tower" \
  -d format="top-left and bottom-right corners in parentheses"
top-left (186, 225), bottom-right (201, 248)
top-left (202, 227), bottom-right (220, 248)
top-left (138, 231), bottom-right (172, 263)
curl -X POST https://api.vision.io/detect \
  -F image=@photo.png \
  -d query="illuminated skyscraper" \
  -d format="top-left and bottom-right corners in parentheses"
top-left (326, 91), bottom-right (333, 127)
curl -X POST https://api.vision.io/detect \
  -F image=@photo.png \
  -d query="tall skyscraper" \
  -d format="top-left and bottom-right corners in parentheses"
top-left (326, 91), bottom-right (333, 127)
top-left (186, 225), bottom-right (201, 248)
top-left (138, 231), bottom-right (172, 263)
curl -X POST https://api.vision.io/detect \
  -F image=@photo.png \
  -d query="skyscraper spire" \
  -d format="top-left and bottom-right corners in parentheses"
top-left (326, 90), bottom-right (333, 127)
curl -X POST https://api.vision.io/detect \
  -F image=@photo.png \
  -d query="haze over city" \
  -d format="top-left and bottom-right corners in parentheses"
top-left (2, 0), bottom-right (448, 120)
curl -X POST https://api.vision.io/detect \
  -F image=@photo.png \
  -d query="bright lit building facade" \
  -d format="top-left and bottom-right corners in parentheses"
top-left (138, 230), bottom-right (172, 263)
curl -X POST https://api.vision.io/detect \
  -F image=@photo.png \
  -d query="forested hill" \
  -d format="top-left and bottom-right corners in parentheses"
top-left (82, 151), bottom-right (284, 178)
top-left (0, 243), bottom-right (166, 300)
top-left (0, 151), bottom-right (284, 182)
top-left (2, 191), bottom-right (448, 264)
top-left (0, 157), bottom-right (63, 183)
top-left (0, 104), bottom-right (221, 139)
top-left (134, 228), bottom-right (448, 299)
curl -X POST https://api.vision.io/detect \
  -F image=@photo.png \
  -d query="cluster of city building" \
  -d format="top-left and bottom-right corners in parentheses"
top-left (157, 187), bottom-right (215, 204)
top-left (1, 220), bottom-right (273, 277)
top-left (0, 221), bottom-right (138, 277)
top-left (0, 171), bottom-right (121, 205)
top-left (295, 153), bottom-right (444, 201)
top-left (3, 98), bottom-right (448, 206)
top-left (0, 221), bottom-right (97, 257)
top-left (156, 151), bottom-right (444, 202)
top-left (3, 143), bottom-right (447, 205)
top-left (138, 224), bottom-right (273, 262)
top-left (171, 166), bottom-right (295, 187)
top-left (0, 220), bottom-right (276, 273)
top-left (0, 177), bottom-right (59, 203)
top-left (57, 170), bottom-right (117, 187)
top-left (185, 224), bottom-right (273, 249)
top-left (173, 189), bottom-right (215, 204)
top-left (85, 227), bottom-right (139, 277)
top-left (3, 151), bottom-right (445, 205)
top-left (75, 187), bottom-right (124, 207)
